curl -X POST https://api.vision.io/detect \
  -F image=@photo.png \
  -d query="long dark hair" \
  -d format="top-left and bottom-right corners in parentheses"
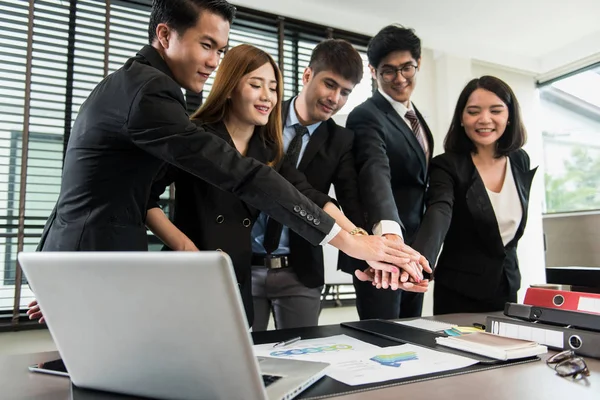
top-left (444, 75), bottom-right (526, 157)
top-left (191, 44), bottom-right (284, 166)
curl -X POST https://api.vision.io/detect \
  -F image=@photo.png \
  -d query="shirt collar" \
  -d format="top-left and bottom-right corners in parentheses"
top-left (377, 88), bottom-right (414, 117)
top-left (285, 97), bottom-right (322, 135)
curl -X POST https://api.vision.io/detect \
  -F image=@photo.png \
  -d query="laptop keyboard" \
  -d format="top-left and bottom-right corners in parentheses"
top-left (262, 374), bottom-right (282, 387)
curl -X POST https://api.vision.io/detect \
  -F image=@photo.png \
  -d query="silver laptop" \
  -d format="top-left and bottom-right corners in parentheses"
top-left (19, 251), bottom-right (328, 400)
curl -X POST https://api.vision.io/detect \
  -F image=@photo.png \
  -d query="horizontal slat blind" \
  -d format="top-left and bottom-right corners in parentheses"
top-left (0, 0), bottom-right (32, 312)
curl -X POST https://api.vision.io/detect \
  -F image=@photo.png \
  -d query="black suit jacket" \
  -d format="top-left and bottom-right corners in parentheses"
top-left (411, 150), bottom-right (537, 299)
top-left (147, 121), bottom-right (332, 322)
top-left (280, 99), bottom-right (362, 288)
top-left (38, 45), bottom-right (333, 252)
top-left (339, 91), bottom-right (433, 274)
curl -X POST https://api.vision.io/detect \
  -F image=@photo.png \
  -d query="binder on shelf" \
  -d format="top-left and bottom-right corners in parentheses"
top-left (524, 287), bottom-right (600, 315)
top-left (485, 315), bottom-right (600, 359)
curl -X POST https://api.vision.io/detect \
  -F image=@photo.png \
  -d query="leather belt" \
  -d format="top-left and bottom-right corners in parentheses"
top-left (252, 254), bottom-right (290, 269)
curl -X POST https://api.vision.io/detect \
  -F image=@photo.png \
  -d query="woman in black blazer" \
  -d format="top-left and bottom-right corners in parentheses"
top-left (145, 45), bottom-right (388, 326)
top-left (412, 76), bottom-right (537, 315)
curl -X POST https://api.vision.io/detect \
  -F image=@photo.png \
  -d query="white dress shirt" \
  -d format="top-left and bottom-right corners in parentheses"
top-left (485, 157), bottom-right (522, 246)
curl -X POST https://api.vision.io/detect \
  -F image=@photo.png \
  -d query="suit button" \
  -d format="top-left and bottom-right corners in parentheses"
top-left (313, 219), bottom-right (320, 226)
top-left (293, 205), bottom-right (301, 213)
top-left (216, 215), bottom-right (224, 224)
top-left (307, 214), bottom-right (314, 221)
top-left (242, 218), bottom-right (251, 227)
top-left (300, 210), bottom-right (307, 217)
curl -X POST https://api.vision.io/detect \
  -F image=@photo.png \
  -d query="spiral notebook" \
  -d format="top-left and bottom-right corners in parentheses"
top-left (394, 318), bottom-right (457, 332)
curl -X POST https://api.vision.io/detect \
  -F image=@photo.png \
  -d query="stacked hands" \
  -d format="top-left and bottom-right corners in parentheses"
top-left (27, 233), bottom-right (430, 323)
top-left (340, 232), bottom-right (431, 292)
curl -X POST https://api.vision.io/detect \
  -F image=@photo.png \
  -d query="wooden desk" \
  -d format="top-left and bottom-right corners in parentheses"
top-left (2, 314), bottom-right (598, 399)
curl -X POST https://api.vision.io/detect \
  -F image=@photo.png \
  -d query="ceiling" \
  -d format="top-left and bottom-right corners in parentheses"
top-left (232, 0), bottom-right (600, 75)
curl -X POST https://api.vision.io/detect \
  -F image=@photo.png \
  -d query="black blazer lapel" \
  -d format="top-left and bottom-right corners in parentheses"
top-left (297, 120), bottom-right (329, 172)
top-left (281, 97), bottom-right (330, 172)
top-left (372, 91), bottom-right (427, 173)
top-left (203, 121), bottom-right (268, 216)
top-left (203, 121), bottom-right (232, 144)
top-left (465, 162), bottom-right (506, 255)
top-left (508, 152), bottom-right (537, 245)
top-left (246, 127), bottom-right (272, 165)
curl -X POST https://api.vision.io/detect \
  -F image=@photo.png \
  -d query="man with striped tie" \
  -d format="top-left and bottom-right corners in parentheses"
top-left (340, 25), bottom-right (434, 320)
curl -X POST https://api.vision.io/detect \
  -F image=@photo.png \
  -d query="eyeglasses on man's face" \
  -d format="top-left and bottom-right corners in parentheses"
top-left (378, 63), bottom-right (418, 83)
top-left (546, 350), bottom-right (590, 379)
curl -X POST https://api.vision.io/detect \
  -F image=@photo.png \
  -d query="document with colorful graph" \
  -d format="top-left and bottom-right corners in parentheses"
top-left (252, 335), bottom-right (478, 386)
top-left (252, 334), bottom-right (381, 364)
top-left (325, 343), bottom-right (478, 386)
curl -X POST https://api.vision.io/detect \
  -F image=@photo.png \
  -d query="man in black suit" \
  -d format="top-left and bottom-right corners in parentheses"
top-left (27, 2), bottom-right (424, 321)
top-left (341, 25), bottom-right (434, 320)
top-left (250, 39), bottom-right (368, 330)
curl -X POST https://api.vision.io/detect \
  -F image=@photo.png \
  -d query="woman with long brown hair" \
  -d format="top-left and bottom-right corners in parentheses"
top-left (145, 44), bottom-right (409, 326)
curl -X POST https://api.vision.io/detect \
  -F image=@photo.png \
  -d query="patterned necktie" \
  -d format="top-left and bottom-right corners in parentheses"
top-left (405, 109), bottom-right (428, 158)
top-left (262, 124), bottom-right (309, 254)
top-left (285, 123), bottom-right (310, 168)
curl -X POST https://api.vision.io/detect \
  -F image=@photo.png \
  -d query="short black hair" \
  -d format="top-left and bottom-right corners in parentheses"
top-left (444, 75), bottom-right (527, 157)
top-left (308, 39), bottom-right (363, 85)
top-left (148, 0), bottom-right (236, 44)
top-left (367, 24), bottom-right (421, 68)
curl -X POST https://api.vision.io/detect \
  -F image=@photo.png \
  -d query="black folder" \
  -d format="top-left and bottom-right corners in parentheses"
top-left (342, 319), bottom-right (509, 364)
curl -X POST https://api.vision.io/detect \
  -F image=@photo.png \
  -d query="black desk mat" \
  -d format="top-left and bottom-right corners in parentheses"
top-left (253, 322), bottom-right (539, 400)
top-left (341, 319), bottom-right (502, 363)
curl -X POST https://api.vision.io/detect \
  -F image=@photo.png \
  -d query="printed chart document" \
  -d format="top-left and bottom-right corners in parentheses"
top-left (253, 335), bottom-right (381, 364)
top-left (253, 335), bottom-right (478, 386)
top-left (327, 344), bottom-right (477, 386)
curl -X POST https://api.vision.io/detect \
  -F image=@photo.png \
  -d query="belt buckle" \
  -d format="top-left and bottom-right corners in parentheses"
top-left (265, 255), bottom-right (285, 269)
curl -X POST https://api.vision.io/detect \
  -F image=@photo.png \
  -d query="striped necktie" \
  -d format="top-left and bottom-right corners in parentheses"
top-left (405, 109), bottom-right (428, 158)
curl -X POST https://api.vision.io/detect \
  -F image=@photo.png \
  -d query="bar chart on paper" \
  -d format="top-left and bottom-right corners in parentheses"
top-left (253, 335), bottom-right (380, 363)
top-left (252, 335), bottom-right (478, 386)
top-left (321, 343), bottom-right (477, 386)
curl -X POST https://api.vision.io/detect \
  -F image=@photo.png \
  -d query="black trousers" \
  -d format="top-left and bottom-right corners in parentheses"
top-left (433, 281), bottom-right (517, 315)
top-left (353, 276), bottom-right (424, 320)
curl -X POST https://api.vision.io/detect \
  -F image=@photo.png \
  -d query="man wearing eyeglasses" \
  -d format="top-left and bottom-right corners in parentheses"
top-left (340, 25), bottom-right (434, 320)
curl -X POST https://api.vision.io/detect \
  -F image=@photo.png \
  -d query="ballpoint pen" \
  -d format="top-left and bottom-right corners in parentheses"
top-left (272, 336), bottom-right (302, 348)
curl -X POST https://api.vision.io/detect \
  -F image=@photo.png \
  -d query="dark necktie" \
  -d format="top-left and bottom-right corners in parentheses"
top-left (405, 109), bottom-right (428, 158)
top-left (262, 124), bottom-right (309, 254)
